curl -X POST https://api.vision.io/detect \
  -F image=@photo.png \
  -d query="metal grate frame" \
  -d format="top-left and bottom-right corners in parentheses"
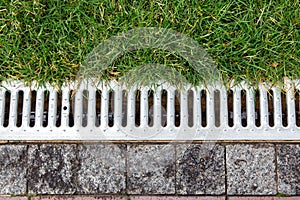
top-left (0, 80), bottom-right (299, 140)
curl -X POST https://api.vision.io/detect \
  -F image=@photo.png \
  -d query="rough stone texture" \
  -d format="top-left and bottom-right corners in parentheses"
top-left (31, 196), bottom-right (126, 200)
top-left (277, 144), bottom-right (300, 195)
top-left (176, 143), bottom-right (225, 195)
top-left (28, 144), bottom-right (78, 194)
top-left (0, 145), bottom-right (27, 195)
top-left (77, 144), bottom-right (126, 194)
top-left (226, 144), bottom-right (276, 195)
top-left (127, 144), bottom-right (175, 194)
top-left (0, 197), bottom-right (27, 200)
top-left (228, 197), bottom-right (300, 200)
top-left (130, 196), bottom-right (226, 200)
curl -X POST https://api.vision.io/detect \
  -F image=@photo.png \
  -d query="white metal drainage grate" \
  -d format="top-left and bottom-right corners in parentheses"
top-left (0, 80), bottom-right (299, 140)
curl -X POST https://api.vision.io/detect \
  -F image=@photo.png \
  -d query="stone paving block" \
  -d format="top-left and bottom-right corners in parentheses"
top-left (0, 145), bottom-right (27, 195)
top-left (130, 196), bottom-right (226, 200)
top-left (228, 197), bottom-right (300, 200)
top-left (77, 144), bottom-right (126, 194)
top-left (0, 197), bottom-right (27, 200)
top-left (31, 196), bottom-right (126, 199)
top-left (176, 143), bottom-right (225, 195)
top-left (226, 144), bottom-right (276, 195)
top-left (127, 144), bottom-right (175, 194)
top-left (28, 144), bottom-right (78, 194)
top-left (277, 144), bottom-right (300, 195)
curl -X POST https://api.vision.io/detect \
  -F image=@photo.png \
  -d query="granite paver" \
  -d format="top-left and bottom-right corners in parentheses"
top-left (0, 145), bottom-right (27, 195)
top-left (127, 144), bottom-right (175, 194)
top-left (130, 196), bottom-right (226, 200)
top-left (228, 197), bottom-right (300, 200)
top-left (77, 144), bottom-right (126, 194)
top-left (226, 144), bottom-right (277, 195)
top-left (176, 143), bottom-right (225, 195)
top-left (31, 196), bottom-right (126, 199)
top-left (277, 144), bottom-right (300, 195)
top-left (27, 144), bottom-right (78, 194)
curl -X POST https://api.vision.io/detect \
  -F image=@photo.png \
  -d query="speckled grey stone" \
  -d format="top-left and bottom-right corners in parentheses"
top-left (77, 144), bottom-right (126, 194)
top-left (28, 144), bottom-right (78, 194)
top-left (277, 144), bottom-right (300, 195)
top-left (127, 144), bottom-right (175, 194)
top-left (0, 145), bottom-right (27, 195)
top-left (226, 144), bottom-right (276, 195)
top-left (176, 143), bottom-right (225, 195)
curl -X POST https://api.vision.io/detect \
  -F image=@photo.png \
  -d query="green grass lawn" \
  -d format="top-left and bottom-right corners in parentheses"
top-left (0, 0), bottom-right (299, 87)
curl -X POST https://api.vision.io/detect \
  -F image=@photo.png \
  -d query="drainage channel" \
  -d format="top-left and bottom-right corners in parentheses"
top-left (0, 80), bottom-right (299, 140)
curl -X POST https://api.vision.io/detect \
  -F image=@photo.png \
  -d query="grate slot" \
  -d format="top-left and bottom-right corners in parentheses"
top-left (95, 90), bottom-right (102, 127)
top-left (135, 90), bottom-right (141, 127)
top-left (82, 90), bottom-right (89, 127)
top-left (122, 90), bottom-right (127, 127)
top-left (214, 90), bottom-right (221, 127)
top-left (227, 90), bottom-right (234, 127)
top-left (108, 90), bottom-right (115, 127)
top-left (4, 91), bottom-right (11, 127)
top-left (42, 91), bottom-right (49, 127)
top-left (148, 90), bottom-right (154, 127)
top-left (56, 92), bottom-right (62, 127)
top-left (281, 91), bottom-right (288, 127)
top-left (201, 89), bottom-right (207, 127)
top-left (267, 90), bottom-right (274, 127)
top-left (174, 90), bottom-right (180, 127)
top-left (161, 90), bottom-right (167, 127)
top-left (241, 90), bottom-right (247, 127)
top-left (188, 90), bottom-right (194, 127)
top-left (29, 91), bottom-right (37, 127)
top-left (16, 91), bottom-right (24, 127)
